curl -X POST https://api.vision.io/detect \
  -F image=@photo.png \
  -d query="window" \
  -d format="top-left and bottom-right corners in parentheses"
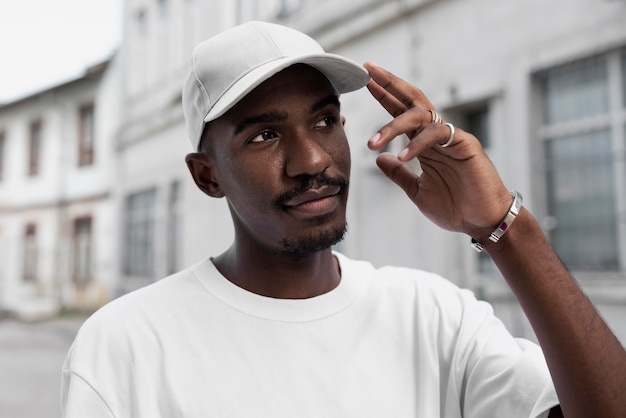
top-left (23, 223), bottom-right (38, 282)
top-left (124, 189), bottom-right (157, 276)
top-left (73, 217), bottom-right (93, 284)
top-left (167, 181), bottom-right (181, 275)
top-left (464, 106), bottom-right (490, 149)
top-left (0, 130), bottom-right (5, 181)
top-left (537, 50), bottom-right (626, 271)
top-left (28, 119), bottom-right (42, 176)
top-left (78, 103), bottom-right (95, 166)
top-left (541, 56), bottom-right (609, 124)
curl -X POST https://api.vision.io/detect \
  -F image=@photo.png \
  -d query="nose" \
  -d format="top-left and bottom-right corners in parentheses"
top-left (284, 133), bottom-right (332, 178)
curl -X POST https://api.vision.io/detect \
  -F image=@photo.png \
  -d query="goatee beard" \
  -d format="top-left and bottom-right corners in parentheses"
top-left (279, 222), bottom-right (347, 257)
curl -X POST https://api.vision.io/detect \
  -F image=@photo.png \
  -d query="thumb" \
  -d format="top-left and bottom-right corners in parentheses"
top-left (376, 152), bottom-right (419, 197)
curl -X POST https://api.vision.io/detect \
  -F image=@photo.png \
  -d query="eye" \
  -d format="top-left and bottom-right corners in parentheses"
top-left (314, 115), bottom-right (337, 129)
top-left (248, 129), bottom-right (279, 143)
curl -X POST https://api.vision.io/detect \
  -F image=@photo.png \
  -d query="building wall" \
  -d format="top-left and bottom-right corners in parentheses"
top-left (112, 0), bottom-right (626, 341)
top-left (0, 58), bottom-right (121, 318)
top-left (114, 0), bottom-right (234, 293)
top-left (0, 0), bottom-right (622, 338)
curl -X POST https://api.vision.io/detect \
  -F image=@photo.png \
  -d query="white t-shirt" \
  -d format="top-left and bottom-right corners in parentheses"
top-left (62, 253), bottom-right (559, 417)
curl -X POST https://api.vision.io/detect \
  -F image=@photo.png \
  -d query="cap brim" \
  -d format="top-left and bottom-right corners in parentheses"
top-left (204, 54), bottom-right (370, 123)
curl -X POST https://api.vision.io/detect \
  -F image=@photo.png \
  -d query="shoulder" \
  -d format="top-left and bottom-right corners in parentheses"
top-left (68, 258), bottom-right (214, 355)
top-left (336, 252), bottom-right (495, 329)
top-left (336, 252), bottom-right (471, 301)
top-left (87, 264), bottom-right (197, 320)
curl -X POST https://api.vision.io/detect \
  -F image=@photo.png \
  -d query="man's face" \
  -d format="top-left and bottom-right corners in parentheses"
top-left (198, 65), bottom-right (351, 256)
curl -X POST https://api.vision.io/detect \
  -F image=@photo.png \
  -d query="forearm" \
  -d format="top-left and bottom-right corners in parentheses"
top-left (481, 208), bottom-right (626, 417)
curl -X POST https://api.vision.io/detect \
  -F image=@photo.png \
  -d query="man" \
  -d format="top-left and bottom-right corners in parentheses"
top-left (62, 21), bottom-right (625, 417)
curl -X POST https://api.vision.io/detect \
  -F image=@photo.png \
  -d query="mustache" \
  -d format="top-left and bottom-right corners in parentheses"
top-left (273, 174), bottom-right (349, 207)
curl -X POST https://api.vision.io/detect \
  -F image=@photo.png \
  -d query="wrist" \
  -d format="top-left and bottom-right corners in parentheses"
top-left (470, 190), bottom-right (523, 253)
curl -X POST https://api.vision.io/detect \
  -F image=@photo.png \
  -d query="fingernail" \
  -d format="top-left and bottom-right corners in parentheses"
top-left (398, 148), bottom-right (409, 160)
top-left (368, 132), bottom-right (381, 146)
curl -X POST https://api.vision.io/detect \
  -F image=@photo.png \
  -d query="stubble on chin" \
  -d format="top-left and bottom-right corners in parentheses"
top-left (279, 222), bottom-right (347, 257)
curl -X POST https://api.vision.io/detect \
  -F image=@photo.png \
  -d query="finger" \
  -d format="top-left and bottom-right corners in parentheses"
top-left (398, 123), bottom-right (459, 162)
top-left (368, 108), bottom-right (431, 150)
top-left (366, 77), bottom-right (407, 118)
top-left (375, 152), bottom-right (420, 198)
top-left (363, 62), bottom-right (436, 111)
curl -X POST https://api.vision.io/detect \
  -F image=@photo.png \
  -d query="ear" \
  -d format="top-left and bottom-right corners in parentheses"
top-left (341, 115), bottom-right (346, 126)
top-left (185, 153), bottom-right (225, 198)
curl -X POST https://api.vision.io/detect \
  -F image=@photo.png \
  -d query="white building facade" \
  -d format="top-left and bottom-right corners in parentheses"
top-left (113, 0), bottom-right (626, 341)
top-left (3, 0), bottom-right (623, 339)
top-left (0, 59), bottom-right (121, 319)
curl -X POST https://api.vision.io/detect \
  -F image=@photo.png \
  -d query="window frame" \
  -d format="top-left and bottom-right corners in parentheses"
top-left (78, 103), bottom-right (95, 167)
top-left (28, 119), bottom-right (42, 176)
top-left (534, 48), bottom-right (626, 276)
top-left (166, 181), bottom-right (181, 275)
top-left (23, 223), bottom-right (38, 282)
top-left (123, 188), bottom-right (157, 277)
top-left (73, 216), bottom-right (93, 284)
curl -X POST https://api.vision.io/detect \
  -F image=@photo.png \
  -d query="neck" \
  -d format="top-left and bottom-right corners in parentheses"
top-left (212, 245), bottom-right (341, 299)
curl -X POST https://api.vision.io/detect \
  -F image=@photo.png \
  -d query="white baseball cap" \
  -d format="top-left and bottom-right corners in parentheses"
top-left (182, 21), bottom-right (370, 150)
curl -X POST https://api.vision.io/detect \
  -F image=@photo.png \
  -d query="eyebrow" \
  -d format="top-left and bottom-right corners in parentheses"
top-left (312, 94), bottom-right (341, 113)
top-left (234, 111), bottom-right (286, 135)
top-left (233, 94), bottom-right (340, 135)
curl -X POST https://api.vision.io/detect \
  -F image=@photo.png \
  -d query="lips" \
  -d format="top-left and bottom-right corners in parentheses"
top-left (283, 185), bottom-right (341, 208)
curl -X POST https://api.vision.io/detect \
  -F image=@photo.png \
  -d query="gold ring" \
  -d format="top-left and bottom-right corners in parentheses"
top-left (428, 109), bottom-right (444, 124)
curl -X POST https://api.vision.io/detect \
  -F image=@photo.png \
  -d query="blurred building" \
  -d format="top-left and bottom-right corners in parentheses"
top-left (0, 58), bottom-right (121, 319)
top-left (113, 0), bottom-right (626, 341)
top-left (1, 0), bottom-right (625, 341)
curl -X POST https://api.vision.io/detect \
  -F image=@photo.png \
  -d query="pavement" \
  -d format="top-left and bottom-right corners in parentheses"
top-left (0, 316), bottom-right (86, 418)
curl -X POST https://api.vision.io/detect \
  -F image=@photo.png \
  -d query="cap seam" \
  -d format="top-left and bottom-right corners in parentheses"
top-left (256, 21), bottom-right (286, 59)
top-left (190, 52), bottom-right (211, 148)
top-left (192, 54), bottom-right (211, 120)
